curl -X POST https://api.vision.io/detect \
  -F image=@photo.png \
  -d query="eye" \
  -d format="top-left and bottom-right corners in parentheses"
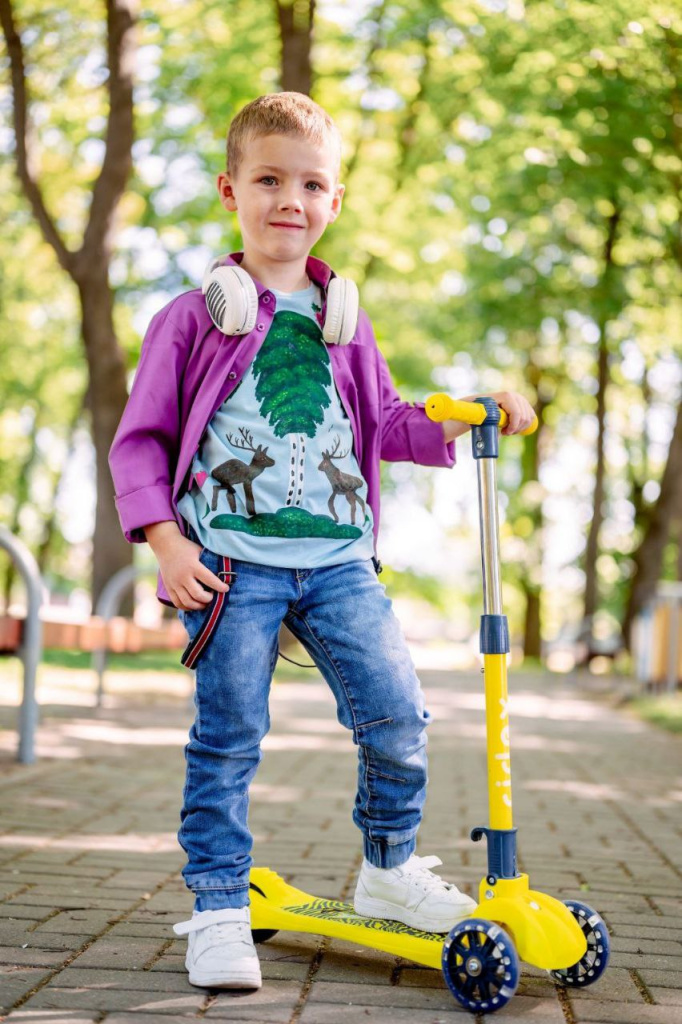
top-left (259, 176), bottom-right (277, 186)
top-left (305, 181), bottom-right (324, 191)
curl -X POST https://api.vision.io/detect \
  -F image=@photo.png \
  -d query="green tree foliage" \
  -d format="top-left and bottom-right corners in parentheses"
top-left (1, 0), bottom-right (680, 662)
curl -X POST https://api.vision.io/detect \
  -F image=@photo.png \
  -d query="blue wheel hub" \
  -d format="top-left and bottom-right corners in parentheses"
top-left (442, 918), bottom-right (520, 1014)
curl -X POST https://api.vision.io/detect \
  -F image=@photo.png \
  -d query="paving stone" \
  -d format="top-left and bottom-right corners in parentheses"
top-left (44, 966), bottom-right (192, 992)
top-left (69, 937), bottom-right (166, 969)
top-left (0, 966), bottom-right (55, 1013)
top-left (261, 958), bottom-right (313, 982)
top-left (649, 988), bottom-right (682, 1005)
top-left (637, 968), bottom-right (682, 989)
top-left (572, 1003), bottom-right (682, 1022)
top-left (22, 989), bottom-right (205, 1013)
top-left (105, 1017), bottom-right (200, 1024)
top-left (0, 928), bottom-right (76, 954)
top-left (1, 905), bottom-right (62, 921)
top-left (306, 979), bottom-right (460, 1010)
top-left (33, 910), bottom-right (117, 935)
top-left (0, 946), bottom-right (66, 968)
top-left (204, 980), bottom-right (303, 1021)
top-left (609, 936), bottom-right (682, 956)
top-left (299, 1005), bottom-right (467, 1023)
top-left (5, 1012), bottom-right (100, 1023)
top-left (314, 950), bottom-right (395, 984)
top-left (147, 954), bottom-right (185, 973)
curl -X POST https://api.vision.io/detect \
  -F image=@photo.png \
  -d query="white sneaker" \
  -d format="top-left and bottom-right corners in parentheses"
top-left (173, 907), bottom-right (262, 989)
top-left (354, 854), bottom-right (477, 933)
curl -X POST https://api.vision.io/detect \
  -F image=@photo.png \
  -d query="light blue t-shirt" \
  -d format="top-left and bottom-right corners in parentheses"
top-left (178, 284), bottom-right (375, 567)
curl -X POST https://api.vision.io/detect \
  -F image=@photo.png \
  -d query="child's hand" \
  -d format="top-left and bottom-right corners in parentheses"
top-left (160, 536), bottom-right (230, 611)
top-left (488, 391), bottom-right (536, 435)
top-left (145, 522), bottom-right (230, 611)
top-left (440, 392), bottom-right (536, 443)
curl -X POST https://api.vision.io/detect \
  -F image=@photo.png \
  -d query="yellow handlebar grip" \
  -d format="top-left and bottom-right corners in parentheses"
top-left (425, 393), bottom-right (486, 425)
top-left (425, 393), bottom-right (539, 435)
top-left (518, 415), bottom-right (539, 436)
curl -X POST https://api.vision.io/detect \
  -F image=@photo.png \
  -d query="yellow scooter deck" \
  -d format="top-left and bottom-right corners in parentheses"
top-left (249, 867), bottom-right (446, 969)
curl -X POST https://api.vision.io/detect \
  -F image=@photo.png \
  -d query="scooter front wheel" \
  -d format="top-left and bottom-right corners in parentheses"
top-left (442, 918), bottom-right (519, 1014)
top-left (251, 928), bottom-right (279, 943)
top-left (549, 900), bottom-right (610, 987)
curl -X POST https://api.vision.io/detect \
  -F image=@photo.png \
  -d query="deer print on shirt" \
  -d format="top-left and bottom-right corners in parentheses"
top-left (318, 436), bottom-right (367, 526)
top-left (211, 427), bottom-right (275, 516)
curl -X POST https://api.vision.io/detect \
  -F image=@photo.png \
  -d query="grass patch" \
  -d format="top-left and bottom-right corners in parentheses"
top-left (41, 648), bottom-right (183, 673)
top-left (38, 646), bottom-right (321, 681)
top-left (630, 694), bottom-right (682, 734)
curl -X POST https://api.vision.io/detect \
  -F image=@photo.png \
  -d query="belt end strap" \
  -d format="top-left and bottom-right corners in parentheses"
top-left (181, 555), bottom-right (233, 670)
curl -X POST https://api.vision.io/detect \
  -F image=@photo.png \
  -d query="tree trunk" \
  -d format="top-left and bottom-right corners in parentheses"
top-left (578, 206), bottom-right (620, 661)
top-left (581, 327), bottom-right (609, 633)
top-left (77, 273), bottom-right (131, 606)
top-left (520, 362), bottom-right (549, 660)
top-left (0, 0), bottom-right (136, 609)
top-left (520, 429), bottom-right (545, 660)
top-left (622, 397), bottom-right (682, 646)
top-left (275, 0), bottom-right (315, 95)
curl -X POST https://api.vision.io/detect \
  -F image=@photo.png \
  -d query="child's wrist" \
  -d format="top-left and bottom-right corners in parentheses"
top-left (144, 520), bottom-right (182, 555)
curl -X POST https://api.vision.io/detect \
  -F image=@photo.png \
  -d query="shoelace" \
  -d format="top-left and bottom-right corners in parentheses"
top-left (399, 855), bottom-right (457, 893)
top-left (209, 920), bottom-right (251, 943)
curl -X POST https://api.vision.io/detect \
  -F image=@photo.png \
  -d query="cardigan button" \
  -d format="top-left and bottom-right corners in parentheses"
top-left (263, 295), bottom-right (271, 303)
top-left (257, 323), bottom-right (265, 331)
top-left (228, 371), bottom-right (237, 380)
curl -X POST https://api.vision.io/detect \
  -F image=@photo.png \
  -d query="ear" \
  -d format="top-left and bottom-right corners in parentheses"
top-left (217, 172), bottom-right (238, 212)
top-left (327, 182), bottom-right (345, 225)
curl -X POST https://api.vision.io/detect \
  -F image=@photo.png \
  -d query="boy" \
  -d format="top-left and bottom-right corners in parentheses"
top-left (109, 92), bottom-right (534, 990)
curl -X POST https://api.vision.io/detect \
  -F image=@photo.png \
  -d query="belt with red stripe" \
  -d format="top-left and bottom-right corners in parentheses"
top-left (180, 555), bottom-right (235, 670)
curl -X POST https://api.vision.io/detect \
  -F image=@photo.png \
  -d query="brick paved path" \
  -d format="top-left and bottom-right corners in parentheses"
top-left (1, 667), bottom-right (681, 1023)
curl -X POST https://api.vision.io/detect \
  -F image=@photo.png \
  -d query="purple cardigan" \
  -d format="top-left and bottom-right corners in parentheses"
top-left (109, 254), bottom-right (455, 604)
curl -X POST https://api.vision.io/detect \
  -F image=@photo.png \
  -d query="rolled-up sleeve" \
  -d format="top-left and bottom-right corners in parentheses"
top-left (376, 345), bottom-right (455, 468)
top-left (109, 306), bottom-right (187, 543)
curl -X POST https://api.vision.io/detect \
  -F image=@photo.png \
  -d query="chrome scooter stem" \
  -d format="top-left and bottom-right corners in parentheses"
top-left (477, 459), bottom-right (503, 617)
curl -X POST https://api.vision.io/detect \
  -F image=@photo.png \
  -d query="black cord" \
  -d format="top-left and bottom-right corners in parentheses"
top-left (278, 648), bottom-right (316, 669)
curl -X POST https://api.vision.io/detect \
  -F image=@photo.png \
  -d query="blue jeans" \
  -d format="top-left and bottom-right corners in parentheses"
top-left (178, 545), bottom-right (431, 911)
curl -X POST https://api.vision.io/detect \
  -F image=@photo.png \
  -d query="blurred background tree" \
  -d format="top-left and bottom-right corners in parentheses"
top-left (0, 0), bottom-right (680, 664)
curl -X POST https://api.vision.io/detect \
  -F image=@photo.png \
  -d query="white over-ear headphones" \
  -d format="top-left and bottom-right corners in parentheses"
top-left (201, 256), bottom-right (360, 346)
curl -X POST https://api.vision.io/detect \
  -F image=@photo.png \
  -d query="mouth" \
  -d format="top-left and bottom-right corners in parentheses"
top-left (270, 222), bottom-right (305, 230)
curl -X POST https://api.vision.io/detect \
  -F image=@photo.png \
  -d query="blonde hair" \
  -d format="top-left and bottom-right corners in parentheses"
top-left (226, 92), bottom-right (342, 178)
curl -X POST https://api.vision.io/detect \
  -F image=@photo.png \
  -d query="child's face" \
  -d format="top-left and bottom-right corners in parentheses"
top-left (216, 133), bottom-right (344, 273)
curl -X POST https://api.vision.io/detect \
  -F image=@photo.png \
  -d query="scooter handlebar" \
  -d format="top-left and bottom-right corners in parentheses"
top-left (425, 393), bottom-right (538, 436)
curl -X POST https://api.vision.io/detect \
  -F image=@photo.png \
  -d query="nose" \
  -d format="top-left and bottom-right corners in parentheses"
top-left (278, 191), bottom-right (303, 213)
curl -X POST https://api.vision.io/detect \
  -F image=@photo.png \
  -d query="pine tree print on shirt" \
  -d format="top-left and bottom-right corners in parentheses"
top-left (253, 310), bottom-right (330, 507)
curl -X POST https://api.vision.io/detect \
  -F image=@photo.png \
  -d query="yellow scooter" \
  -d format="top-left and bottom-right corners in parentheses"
top-left (249, 394), bottom-right (610, 1014)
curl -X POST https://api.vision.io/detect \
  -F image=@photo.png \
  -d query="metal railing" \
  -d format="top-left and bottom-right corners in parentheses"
top-left (92, 566), bottom-right (169, 707)
top-left (0, 527), bottom-right (43, 763)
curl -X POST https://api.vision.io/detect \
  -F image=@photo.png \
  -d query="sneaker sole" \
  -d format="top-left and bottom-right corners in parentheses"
top-left (353, 893), bottom-right (476, 933)
top-left (188, 969), bottom-right (262, 990)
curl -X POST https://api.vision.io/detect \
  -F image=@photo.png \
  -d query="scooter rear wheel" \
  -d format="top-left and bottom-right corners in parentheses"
top-left (442, 918), bottom-right (519, 1014)
top-left (549, 900), bottom-right (610, 987)
top-left (251, 928), bottom-right (279, 943)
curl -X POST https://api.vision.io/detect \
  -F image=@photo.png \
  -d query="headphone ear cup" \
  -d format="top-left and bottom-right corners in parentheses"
top-left (323, 276), bottom-right (359, 346)
top-left (201, 254), bottom-right (229, 295)
top-left (204, 265), bottom-right (258, 335)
